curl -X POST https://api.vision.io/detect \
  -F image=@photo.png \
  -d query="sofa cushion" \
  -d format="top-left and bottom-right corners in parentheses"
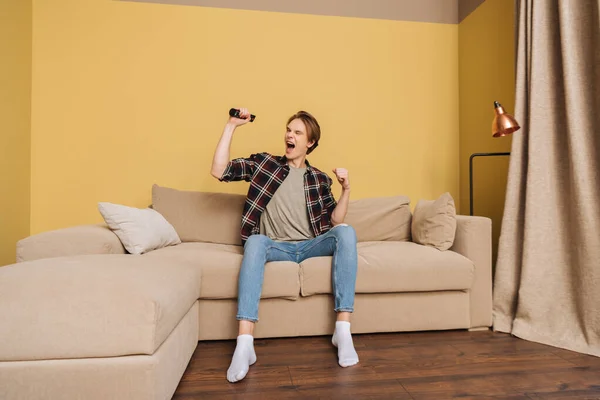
top-left (411, 192), bottom-right (457, 251)
top-left (151, 184), bottom-right (245, 246)
top-left (344, 195), bottom-right (412, 242)
top-left (299, 241), bottom-right (474, 296)
top-left (145, 242), bottom-right (300, 300)
top-left (0, 254), bottom-right (200, 362)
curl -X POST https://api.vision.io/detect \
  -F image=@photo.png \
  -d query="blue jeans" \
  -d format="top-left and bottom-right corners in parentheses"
top-left (236, 224), bottom-right (358, 322)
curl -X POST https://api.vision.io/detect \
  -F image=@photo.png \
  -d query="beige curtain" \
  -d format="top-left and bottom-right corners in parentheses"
top-left (493, 0), bottom-right (600, 357)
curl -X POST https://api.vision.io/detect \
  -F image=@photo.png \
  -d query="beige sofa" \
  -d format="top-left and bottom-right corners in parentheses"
top-left (0, 185), bottom-right (492, 400)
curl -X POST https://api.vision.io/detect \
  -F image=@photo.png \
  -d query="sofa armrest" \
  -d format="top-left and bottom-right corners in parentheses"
top-left (16, 224), bottom-right (126, 262)
top-left (450, 215), bottom-right (492, 328)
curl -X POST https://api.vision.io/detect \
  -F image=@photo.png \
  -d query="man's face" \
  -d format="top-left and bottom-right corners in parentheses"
top-left (284, 118), bottom-right (314, 159)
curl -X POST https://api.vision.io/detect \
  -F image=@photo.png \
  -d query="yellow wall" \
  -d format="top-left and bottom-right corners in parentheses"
top-left (459, 0), bottom-right (516, 264)
top-left (30, 0), bottom-right (459, 234)
top-left (0, 0), bottom-right (32, 266)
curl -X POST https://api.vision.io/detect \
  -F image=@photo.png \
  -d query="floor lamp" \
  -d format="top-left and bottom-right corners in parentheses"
top-left (469, 101), bottom-right (520, 216)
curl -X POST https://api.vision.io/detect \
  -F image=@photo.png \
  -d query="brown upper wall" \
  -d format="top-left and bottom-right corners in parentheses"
top-left (459, 0), bottom-right (486, 22)
top-left (119, 0), bottom-right (487, 24)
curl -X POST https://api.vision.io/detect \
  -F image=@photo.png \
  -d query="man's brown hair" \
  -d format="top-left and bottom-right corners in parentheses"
top-left (287, 111), bottom-right (321, 154)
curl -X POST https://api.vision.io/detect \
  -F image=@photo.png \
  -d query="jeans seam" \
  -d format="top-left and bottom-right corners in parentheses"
top-left (267, 243), bottom-right (300, 260)
top-left (301, 235), bottom-right (336, 255)
top-left (331, 236), bottom-right (340, 310)
top-left (270, 243), bottom-right (297, 258)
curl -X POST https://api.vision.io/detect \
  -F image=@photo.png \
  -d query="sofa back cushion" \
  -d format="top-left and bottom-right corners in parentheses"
top-left (152, 184), bottom-right (245, 246)
top-left (152, 185), bottom-right (412, 244)
top-left (344, 195), bottom-right (412, 242)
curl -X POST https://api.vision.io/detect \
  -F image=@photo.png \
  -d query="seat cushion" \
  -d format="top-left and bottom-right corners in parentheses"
top-left (300, 241), bottom-right (474, 296)
top-left (145, 242), bottom-right (300, 300)
top-left (0, 254), bottom-right (200, 362)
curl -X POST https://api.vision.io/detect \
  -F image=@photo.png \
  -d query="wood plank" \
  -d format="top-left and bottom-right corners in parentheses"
top-left (529, 389), bottom-right (600, 399)
top-left (550, 348), bottom-right (600, 368)
top-left (294, 379), bottom-right (414, 399)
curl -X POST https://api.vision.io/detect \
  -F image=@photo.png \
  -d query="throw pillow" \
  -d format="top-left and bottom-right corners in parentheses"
top-left (411, 192), bottom-right (457, 251)
top-left (97, 202), bottom-right (181, 255)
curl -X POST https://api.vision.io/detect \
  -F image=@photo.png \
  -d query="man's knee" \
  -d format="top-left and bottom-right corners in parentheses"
top-left (332, 224), bottom-right (356, 243)
top-left (244, 234), bottom-right (271, 252)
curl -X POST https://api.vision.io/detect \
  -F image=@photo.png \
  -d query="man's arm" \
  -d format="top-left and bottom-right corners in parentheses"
top-left (331, 188), bottom-right (351, 226)
top-left (210, 107), bottom-right (253, 180)
top-left (210, 123), bottom-right (236, 179)
top-left (330, 168), bottom-right (351, 226)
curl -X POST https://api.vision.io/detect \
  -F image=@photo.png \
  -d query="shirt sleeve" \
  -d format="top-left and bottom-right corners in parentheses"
top-left (219, 153), bottom-right (260, 182)
top-left (322, 175), bottom-right (338, 217)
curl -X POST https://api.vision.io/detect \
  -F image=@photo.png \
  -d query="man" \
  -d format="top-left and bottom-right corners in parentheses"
top-left (211, 108), bottom-right (359, 383)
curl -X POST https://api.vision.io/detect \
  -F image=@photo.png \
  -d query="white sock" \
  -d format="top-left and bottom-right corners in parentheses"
top-left (331, 321), bottom-right (359, 367)
top-left (227, 334), bottom-right (257, 383)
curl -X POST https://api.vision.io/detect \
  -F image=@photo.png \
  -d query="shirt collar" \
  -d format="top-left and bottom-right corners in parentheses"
top-left (278, 155), bottom-right (313, 171)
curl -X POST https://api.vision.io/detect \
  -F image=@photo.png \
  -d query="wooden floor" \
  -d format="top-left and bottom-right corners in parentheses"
top-left (173, 330), bottom-right (600, 399)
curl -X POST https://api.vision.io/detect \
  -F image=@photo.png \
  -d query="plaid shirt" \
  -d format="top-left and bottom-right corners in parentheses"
top-left (219, 152), bottom-right (337, 245)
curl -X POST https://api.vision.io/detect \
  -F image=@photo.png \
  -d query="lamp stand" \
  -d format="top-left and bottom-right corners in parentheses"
top-left (469, 152), bottom-right (511, 216)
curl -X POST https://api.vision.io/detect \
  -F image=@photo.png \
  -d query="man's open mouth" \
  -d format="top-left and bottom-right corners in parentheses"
top-left (286, 141), bottom-right (295, 150)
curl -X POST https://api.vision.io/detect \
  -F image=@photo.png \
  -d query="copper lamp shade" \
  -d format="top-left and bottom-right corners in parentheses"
top-left (492, 101), bottom-right (520, 137)
top-left (470, 101), bottom-right (520, 216)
